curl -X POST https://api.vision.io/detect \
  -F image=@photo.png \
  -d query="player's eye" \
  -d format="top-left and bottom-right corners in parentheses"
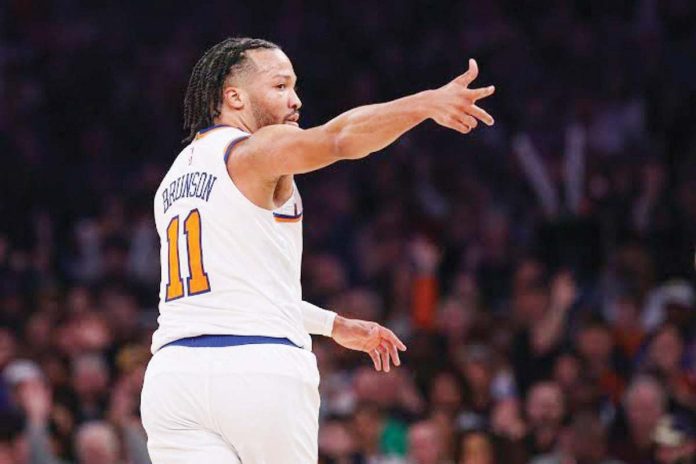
top-left (276, 84), bottom-right (286, 90)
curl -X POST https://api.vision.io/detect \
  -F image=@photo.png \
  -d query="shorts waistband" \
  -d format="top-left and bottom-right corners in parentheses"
top-left (163, 335), bottom-right (302, 349)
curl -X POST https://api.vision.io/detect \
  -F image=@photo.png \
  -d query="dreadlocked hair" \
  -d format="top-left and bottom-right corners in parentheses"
top-left (182, 37), bottom-right (279, 144)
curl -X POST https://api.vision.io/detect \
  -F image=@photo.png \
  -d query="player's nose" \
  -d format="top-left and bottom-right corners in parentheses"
top-left (289, 89), bottom-right (302, 111)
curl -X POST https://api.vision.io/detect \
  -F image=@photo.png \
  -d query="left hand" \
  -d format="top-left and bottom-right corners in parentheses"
top-left (331, 316), bottom-right (407, 372)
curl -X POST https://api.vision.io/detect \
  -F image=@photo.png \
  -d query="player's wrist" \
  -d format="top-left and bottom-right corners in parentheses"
top-left (412, 90), bottom-right (440, 121)
top-left (330, 315), bottom-right (347, 338)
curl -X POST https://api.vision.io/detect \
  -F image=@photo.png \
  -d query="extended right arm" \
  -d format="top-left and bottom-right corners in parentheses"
top-left (232, 59), bottom-right (495, 179)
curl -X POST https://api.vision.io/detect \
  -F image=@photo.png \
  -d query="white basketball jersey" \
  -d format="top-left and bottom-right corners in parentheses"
top-left (151, 125), bottom-right (310, 353)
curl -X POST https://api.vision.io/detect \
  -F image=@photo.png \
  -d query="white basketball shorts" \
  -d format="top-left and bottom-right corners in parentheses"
top-left (140, 342), bottom-right (320, 463)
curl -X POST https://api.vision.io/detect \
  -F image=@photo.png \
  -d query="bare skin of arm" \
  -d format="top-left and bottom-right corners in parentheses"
top-left (228, 59), bottom-right (494, 209)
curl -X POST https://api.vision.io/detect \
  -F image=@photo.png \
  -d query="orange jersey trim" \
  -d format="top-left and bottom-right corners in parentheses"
top-left (195, 125), bottom-right (231, 140)
top-left (274, 214), bottom-right (303, 223)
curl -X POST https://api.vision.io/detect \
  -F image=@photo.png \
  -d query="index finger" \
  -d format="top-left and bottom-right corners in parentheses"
top-left (456, 58), bottom-right (479, 87)
top-left (383, 328), bottom-right (407, 351)
top-left (467, 85), bottom-right (495, 102)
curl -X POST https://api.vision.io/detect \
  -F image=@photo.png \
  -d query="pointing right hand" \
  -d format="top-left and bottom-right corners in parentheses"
top-left (430, 58), bottom-right (495, 134)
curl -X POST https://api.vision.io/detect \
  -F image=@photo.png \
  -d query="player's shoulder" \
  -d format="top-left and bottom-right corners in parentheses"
top-left (191, 125), bottom-right (250, 161)
top-left (240, 124), bottom-right (302, 147)
top-left (228, 124), bottom-right (306, 166)
top-left (194, 124), bottom-right (250, 146)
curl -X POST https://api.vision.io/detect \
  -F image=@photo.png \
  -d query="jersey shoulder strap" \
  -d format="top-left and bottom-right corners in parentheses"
top-left (194, 125), bottom-right (250, 162)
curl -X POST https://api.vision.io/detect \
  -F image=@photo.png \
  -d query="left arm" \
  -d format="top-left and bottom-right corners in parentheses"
top-left (300, 300), bottom-right (337, 337)
top-left (531, 272), bottom-right (577, 355)
top-left (301, 301), bottom-right (407, 372)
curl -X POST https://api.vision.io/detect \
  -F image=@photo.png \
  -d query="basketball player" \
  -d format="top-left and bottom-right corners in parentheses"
top-left (141, 37), bottom-right (495, 463)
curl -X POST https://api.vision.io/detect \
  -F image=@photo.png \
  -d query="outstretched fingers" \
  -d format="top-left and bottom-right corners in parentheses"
top-left (466, 104), bottom-right (494, 126)
top-left (468, 85), bottom-right (495, 102)
top-left (369, 349), bottom-right (382, 371)
top-left (457, 58), bottom-right (479, 87)
top-left (367, 326), bottom-right (408, 372)
top-left (388, 340), bottom-right (401, 367)
top-left (378, 344), bottom-right (390, 372)
top-left (383, 328), bottom-right (407, 352)
top-left (386, 329), bottom-right (406, 351)
top-left (436, 58), bottom-right (496, 135)
top-left (446, 117), bottom-right (472, 135)
top-left (461, 114), bottom-right (478, 129)
top-left (382, 328), bottom-right (407, 368)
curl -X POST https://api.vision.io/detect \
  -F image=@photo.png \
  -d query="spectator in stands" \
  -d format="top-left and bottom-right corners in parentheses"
top-left (2, 1), bottom-right (696, 461)
top-left (611, 376), bottom-right (666, 463)
top-left (524, 381), bottom-right (566, 459)
top-left (531, 411), bottom-right (624, 464)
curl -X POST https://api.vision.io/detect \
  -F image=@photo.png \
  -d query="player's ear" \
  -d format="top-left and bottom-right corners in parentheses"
top-left (222, 86), bottom-right (244, 110)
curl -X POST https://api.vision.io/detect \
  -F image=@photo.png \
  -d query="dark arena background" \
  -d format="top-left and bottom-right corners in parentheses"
top-left (2, 1), bottom-right (696, 463)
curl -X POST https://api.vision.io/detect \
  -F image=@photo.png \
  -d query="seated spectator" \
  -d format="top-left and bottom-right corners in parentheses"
top-left (490, 398), bottom-right (527, 464)
top-left (454, 429), bottom-right (496, 464)
top-left (606, 292), bottom-right (646, 359)
top-left (351, 402), bottom-right (386, 462)
top-left (2, 2), bottom-right (696, 462)
top-left (407, 421), bottom-right (450, 464)
top-left (74, 422), bottom-right (119, 464)
top-left (531, 411), bottom-right (624, 464)
top-left (70, 354), bottom-right (110, 423)
top-left (574, 318), bottom-right (628, 405)
top-left (429, 370), bottom-right (465, 417)
top-left (456, 344), bottom-right (495, 418)
top-left (610, 376), bottom-right (666, 463)
top-left (511, 270), bottom-right (577, 394)
top-left (318, 418), bottom-right (360, 464)
top-left (524, 381), bottom-right (566, 458)
top-left (642, 324), bottom-right (696, 411)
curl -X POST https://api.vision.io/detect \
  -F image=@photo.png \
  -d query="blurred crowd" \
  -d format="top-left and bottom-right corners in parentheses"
top-left (2, 0), bottom-right (696, 463)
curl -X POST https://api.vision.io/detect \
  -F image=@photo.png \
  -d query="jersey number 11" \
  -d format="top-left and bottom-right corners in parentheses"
top-left (165, 209), bottom-right (211, 301)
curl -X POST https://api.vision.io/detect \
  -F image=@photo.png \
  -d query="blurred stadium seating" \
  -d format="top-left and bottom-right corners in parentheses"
top-left (1, 1), bottom-right (695, 463)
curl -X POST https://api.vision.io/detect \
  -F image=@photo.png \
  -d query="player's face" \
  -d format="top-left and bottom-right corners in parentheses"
top-left (245, 49), bottom-right (302, 130)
